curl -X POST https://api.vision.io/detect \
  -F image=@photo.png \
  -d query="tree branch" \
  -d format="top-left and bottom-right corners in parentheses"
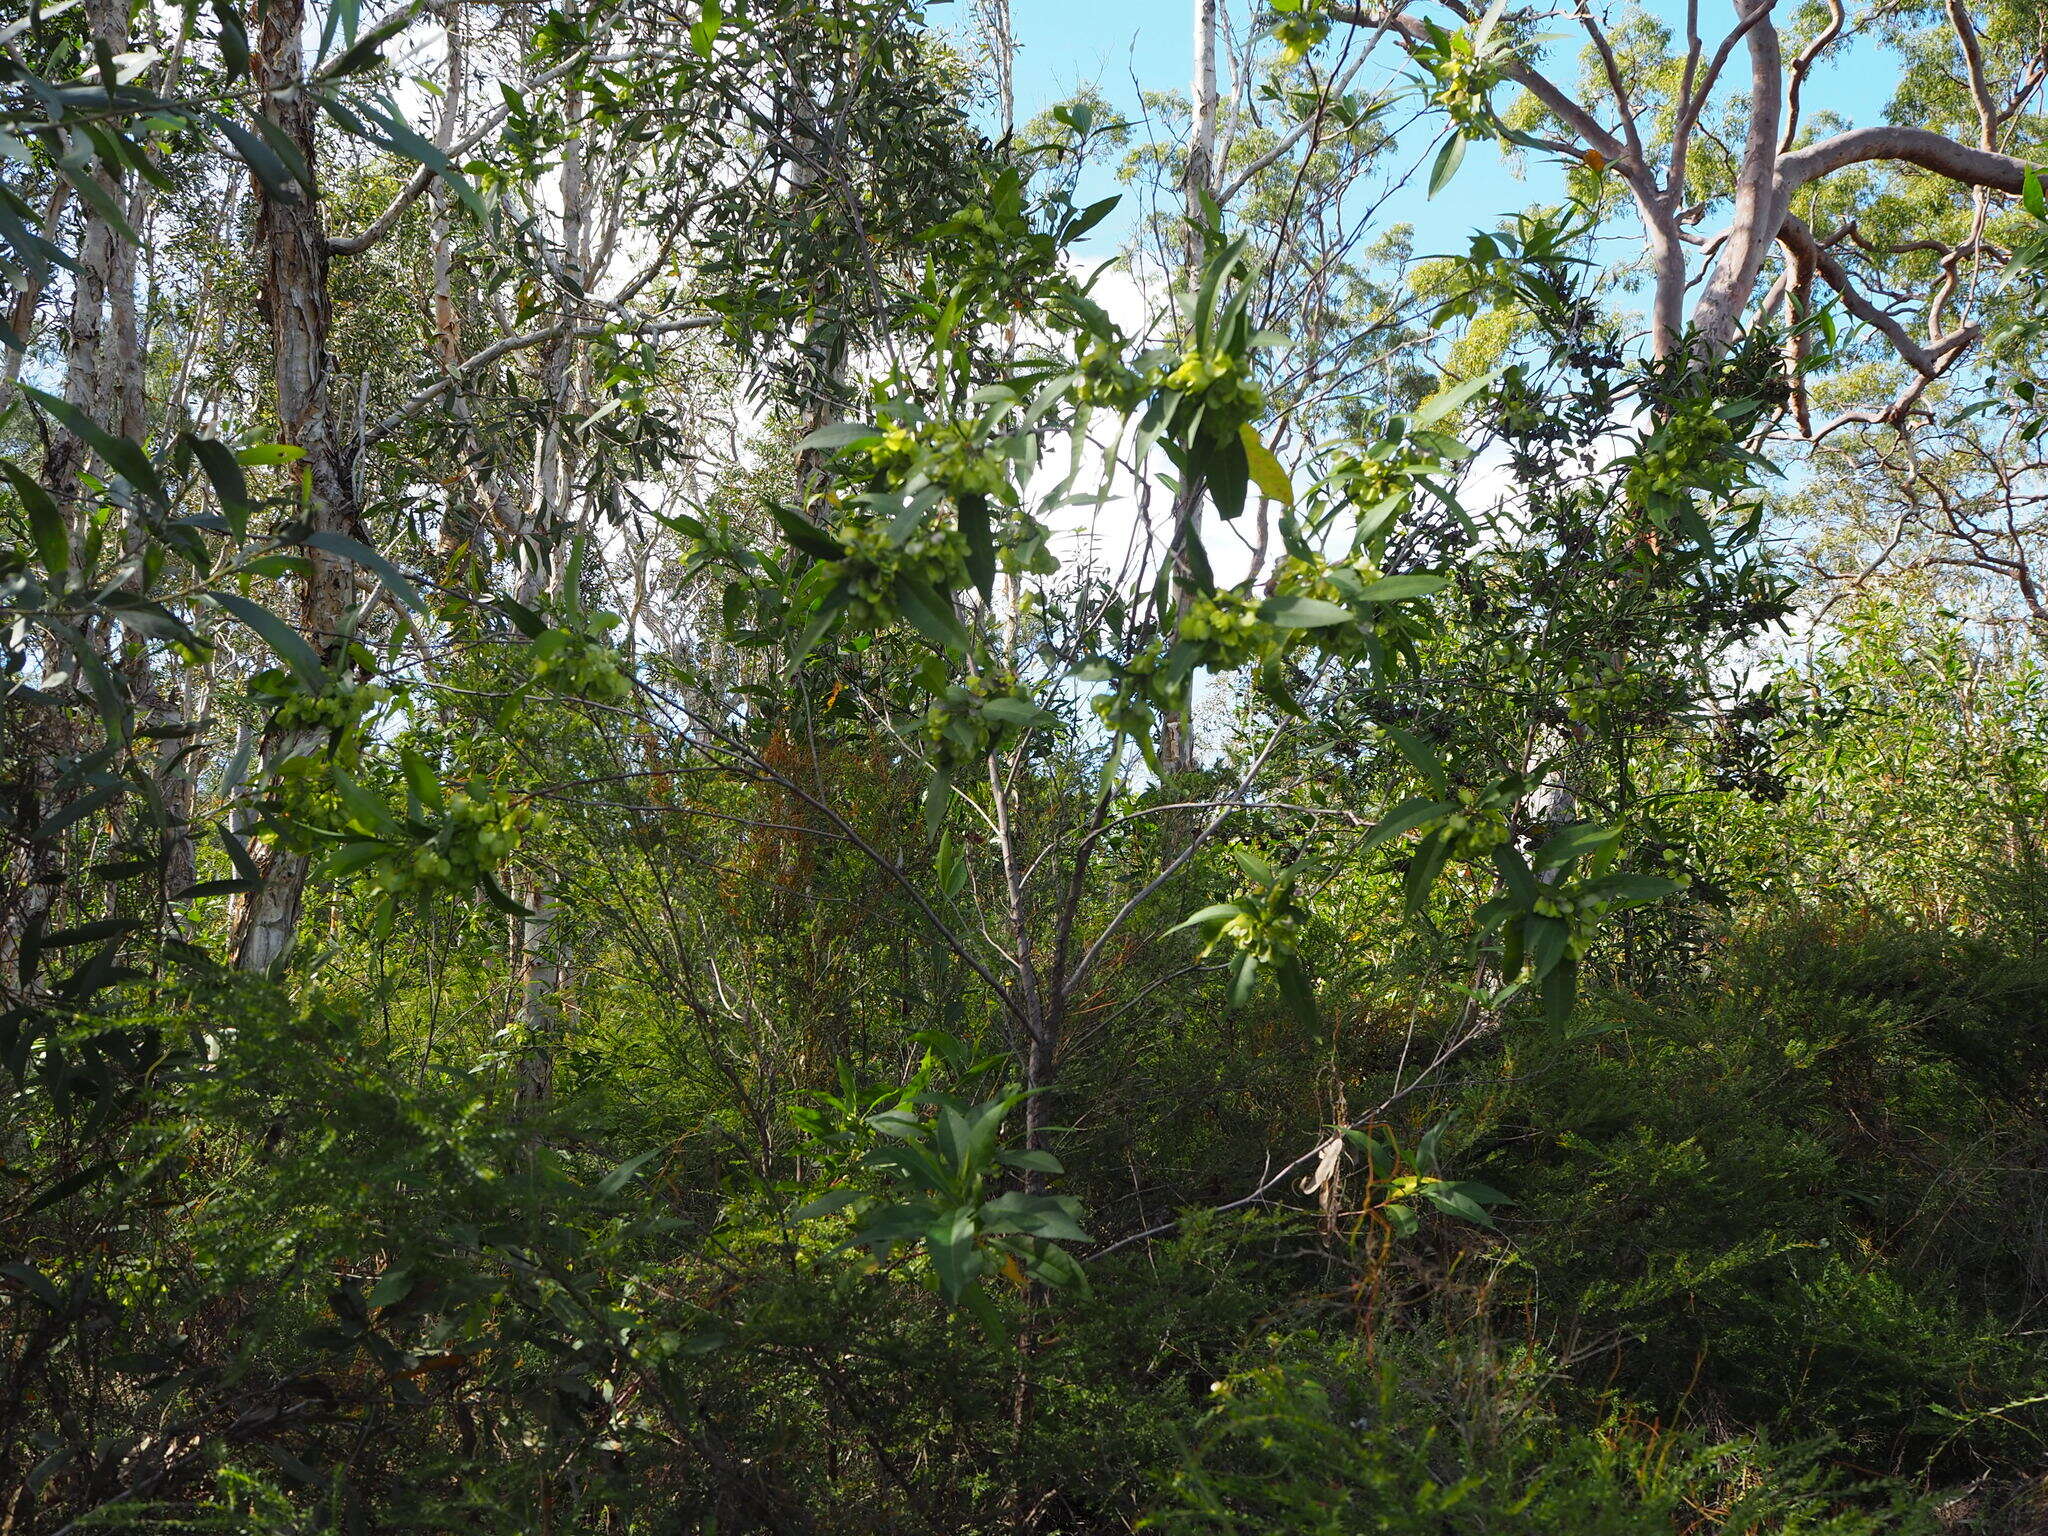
top-left (1778, 124), bottom-right (2034, 195)
top-left (1778, 0), bottom-right (1844, 151)
top-left (365, 316), bottom-right (717, 444)
top-left (1779, 213), bottom-right (1976, 380)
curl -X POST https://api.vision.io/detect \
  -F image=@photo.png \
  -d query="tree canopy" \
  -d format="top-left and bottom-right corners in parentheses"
top-left (3, 0), bottom-right (2048, 1530)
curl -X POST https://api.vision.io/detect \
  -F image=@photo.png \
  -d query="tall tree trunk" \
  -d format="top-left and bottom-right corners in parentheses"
top-left (513, 91), bottom-right (590, 1106)
top-left (1161, 0), bottom-right (1220, 779)
top-left (979, 0), bottom-right (1014, 139)
top-left (7, 0), bottom-right (142, 983)
top-left (230, 0), bottom-right (361, 972)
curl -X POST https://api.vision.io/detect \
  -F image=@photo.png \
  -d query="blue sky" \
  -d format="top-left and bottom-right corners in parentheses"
top-left (952, 0), bottom-right (1899, 269)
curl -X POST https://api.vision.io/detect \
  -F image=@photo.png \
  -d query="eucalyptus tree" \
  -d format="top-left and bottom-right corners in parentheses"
top-left (1299, 0), bottom-right (2046, 401)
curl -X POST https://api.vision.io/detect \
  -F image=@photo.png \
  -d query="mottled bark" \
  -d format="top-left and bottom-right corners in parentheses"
top-left (229, 0), bottom-right (361, 971)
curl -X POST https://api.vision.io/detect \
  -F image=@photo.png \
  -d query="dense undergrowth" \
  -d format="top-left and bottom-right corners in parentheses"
top-left (8, 882), bottom-right (2045, 1533)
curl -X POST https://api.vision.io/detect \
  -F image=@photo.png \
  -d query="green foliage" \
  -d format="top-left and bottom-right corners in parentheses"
top-left (1147, 1331), bottom-right (1936, 1536)
top-left (791, 1041), bottom-right (1091, 1333)
top-left (6, 0), bottom-right (2048, 1529)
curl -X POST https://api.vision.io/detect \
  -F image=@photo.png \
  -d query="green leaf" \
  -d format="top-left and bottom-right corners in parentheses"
top-left (1531, 821), bottom-right (1619, 871)
top-left (1410, 372), bottom-right (1492, 428)
top-left (1360, 796), bottom-right (1454, 853)
top-left (995, 1149), bottom-right (1064, 1175)
top-left (187, 436), bottom-right (253, 531)
top-left (1228, 847), bottom-right (1276, 885)
top-left (329, 765), bottom-right (398, 836)
top-left (321, 840), bottom-right (392, 879)
top-left (892, 575), bottom-right (969, 652)
top-left (958, 491), bottom-right (995, 599)
top-left (212, 112), bottom-right (304, 201)
top-left (1523, 913), bottom-right (1570, 978)
top-left (212, 0), bottom-right (250, 77)
top-left (690, 0), bottom-right (722, 57)
top-left (1165, 901), bottom-right (1244, 937)
top-left (22, 385), bottom-right (162, 503)
top-left (1238, 422), bottom-right (1294, 506)
top-left (979, 696), bottom-right (1045, 727)
top-left (208, 590), bottom-right (327, 689)
top-left (1402, 829), bottom-right (1452, 913)
top-left (796, 421), bottom-right (880, 451)
top-left (1419, 1182), bottom-right (1497, 1229)
top-left (1540, 958), bottom-right (1580, 1020)
top-left (1, 1263), bottom-right (62, 1311)
top-left (1354, 573), bottom-right (1446, 602)
top-left (236, 442), bottom-right (305, 466)
top-left (1, 460), bottom-right (68, 577)
top-left (935, 828), bottom-right (967, 899)
top-left (301, 528), bottom-right (422, 609)
top-left (315, 4), bottom-right (416, 79)
top-left (1428, 132), bottom-right (1467, 197)
top-left (1258, 593), bottom-right (1353, 629)
top-left (770, 504), bottom-right (845, 561)
top-left (594, 1147), bottom-right (662, 1199)
top-left (1229, 949), bottom-right (1260, 1007)
top-left (1276, 955), bottom-right (1319, 1029)
top-left (927, 1207), bottom-right (981, 1301)
top-left (33, 917), bottom-right (144, 950)
top-left (26, 1160), bottom-right (117, 1213)
top-left (52, 155), bottom-right (141, 245)
top-left (495, 595), bottom-right (549, 638)
top-left (1492, 844), bottom-right (1538, 906)
top-left (793, 1186), bottom-right (864, 1221)
top-left (32, 783), bottom-right (122, 842)
top-left (217, 823), bottom-right (264, 885)
top-left (2027, 166), bottom-right (2047, 222)
top-left (1384, 726), bottom-right (1449, 796)
top-left (980, 1190), bottom-right (1090, 1245)
top-left (1579, 872), bottom-right (1679, 904)
top-left (478, 869), bottom-right (535, 917)
top-left (1202, 428), bottom-right (1251, 519)
top-left (1416, 1113), bottom-right (1452, 1174)
top-left (400, 747), bottom-right (444, 814)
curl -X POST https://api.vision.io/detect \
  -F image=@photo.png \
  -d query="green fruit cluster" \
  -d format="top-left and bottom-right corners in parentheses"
top-left (1272, 12), bottom-right (1329, 66)
top-left (367, 790), bottom-right (547, 899)
top-left (261, 674), bottom-right (388, 736)
top-left (825, 512), bottom-right (974, 630)
top-left (1563, 661), bottom-right (1657, 727)
top-left (1210, 883), bottom-right (1306, 966)
top-left (1625, 402), bottom-right (1736, 505)
top-left (534, 632), bottom-right (633, 704)
top-left (922, 673), bottom-right (1039, 769)
top-left (269, 752), bottom-right (350, 846)
top-left (1430, 52), bottom-right (1498, 131)
top-left (1441, 785), bottom-right (1509, 861)
top-left (1530, 887), bottom-right (1618, 962)
top-left (1180, 590), bottom-right (1270, 671)
top-left (864, 421), bottom-right (1009, 501)
top-left (1159, 349), bottom-right (1266, 423)
top-left (1270, 554), bottom-right (1428, 660)
top-left (1090, 640), bottom-right (1182, 748)
top-left (1073, 339), bottom-right (1144, 411)
top-left (1333, 449), bottom-right (1426, 514)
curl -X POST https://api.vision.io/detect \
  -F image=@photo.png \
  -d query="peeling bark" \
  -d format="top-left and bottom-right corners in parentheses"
top-left (229, 0), bottom-right (362, 972)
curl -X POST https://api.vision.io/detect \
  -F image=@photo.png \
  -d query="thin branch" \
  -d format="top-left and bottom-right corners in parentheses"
top-left (365, 316), bottom-right (717, 444)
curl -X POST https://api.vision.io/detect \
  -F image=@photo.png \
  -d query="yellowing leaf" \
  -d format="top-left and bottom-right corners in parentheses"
top-left (1582, 147), bottom-right (1607, 173)
top-left (1238, 423), bottom-right (1294, 507)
